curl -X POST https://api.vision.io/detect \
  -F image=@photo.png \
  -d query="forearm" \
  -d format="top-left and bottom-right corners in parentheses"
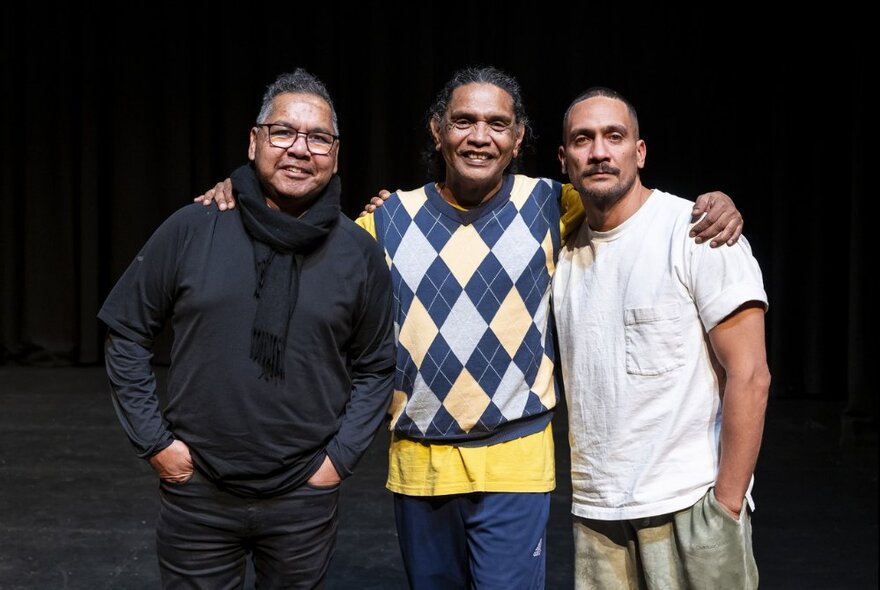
top-left (104, 330), bottom-right (174, 458)
top-left (325, 368), bottom-right (394, 478)
top-left (715, 371), bottom-right (770, 510)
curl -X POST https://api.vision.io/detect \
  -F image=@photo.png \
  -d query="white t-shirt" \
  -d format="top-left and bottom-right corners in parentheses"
top-left (553, 190), bottom-right (767, 520)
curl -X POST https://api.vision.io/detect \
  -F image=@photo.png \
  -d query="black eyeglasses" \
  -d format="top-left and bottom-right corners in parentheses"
top-left (257, 123), bottom-right (339, 155)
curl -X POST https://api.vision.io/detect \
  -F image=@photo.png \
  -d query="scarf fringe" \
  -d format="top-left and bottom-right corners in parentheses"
top-left (251, 329), bottom-right (285, 383)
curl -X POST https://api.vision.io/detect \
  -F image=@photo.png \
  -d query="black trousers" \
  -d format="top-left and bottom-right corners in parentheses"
top-left (155, 469), bottom-right (339, 590)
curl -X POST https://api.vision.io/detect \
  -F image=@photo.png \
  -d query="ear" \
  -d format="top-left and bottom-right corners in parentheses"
top-left (248, 127), bottom-right (258, 161)
top-left (512, 124), bottom-right (525, 157)
top-left (558, 145), bottom-right (567, 175)
top-left (332, 141), bottom-right (340, 175)
top-left (429, 117), bottom-right (443, 150)
top-left (636, 139), bottom-right (646, 170)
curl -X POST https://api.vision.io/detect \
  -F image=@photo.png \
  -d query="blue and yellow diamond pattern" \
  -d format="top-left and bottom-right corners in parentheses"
top-left (379, 175), bottom-right (560, 439)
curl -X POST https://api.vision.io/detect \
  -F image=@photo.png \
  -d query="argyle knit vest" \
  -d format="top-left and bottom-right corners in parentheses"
top-left (374, 174), bottom-right (562, 444)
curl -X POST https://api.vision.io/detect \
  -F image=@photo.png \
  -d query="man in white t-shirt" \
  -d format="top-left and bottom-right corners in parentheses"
top-left (553, 87), bottom-right (771, 589)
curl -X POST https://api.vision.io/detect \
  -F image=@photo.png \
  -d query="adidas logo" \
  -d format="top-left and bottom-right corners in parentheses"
top-left (532, 538), bottom-right (543, 557)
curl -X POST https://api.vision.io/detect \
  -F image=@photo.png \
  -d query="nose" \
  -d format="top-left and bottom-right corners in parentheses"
top-left (287, 131), bottom-right (311, 156)
top-left (589, 137), bottom-right (611, 161)
top-left (466, 121), bottom-right (492, 144)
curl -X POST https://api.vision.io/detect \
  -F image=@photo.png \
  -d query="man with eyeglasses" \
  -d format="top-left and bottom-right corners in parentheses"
top-left (98, 68), bottom-right (395, 588)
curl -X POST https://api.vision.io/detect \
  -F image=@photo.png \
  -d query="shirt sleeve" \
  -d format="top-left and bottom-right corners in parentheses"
top-left (354, 211), bottom-right (378, 240)
top-left (323, 235), bottom-right (394, 478)
top-left (97, 211), bottom-right (187, 458)
top-left (104, 330), bottom-right (174, 458)
top-left (688, 233), bottom-right (768, 332)
top-left (560, 183), bottom-right (586, 245)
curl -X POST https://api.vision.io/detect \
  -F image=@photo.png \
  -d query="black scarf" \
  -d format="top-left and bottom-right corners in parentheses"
top-left (231, 163), bottom-right (341, 383)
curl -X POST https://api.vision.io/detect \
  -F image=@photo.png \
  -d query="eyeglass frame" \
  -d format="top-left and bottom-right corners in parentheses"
top-left (256, 123), bottom-right (339, 155)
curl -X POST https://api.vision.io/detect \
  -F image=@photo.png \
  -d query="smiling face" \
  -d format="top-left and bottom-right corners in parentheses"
top-left (248, 92), bottom-right (339, 211)
top-left (430, 83), bottom-right (524, 205)
top-left (558, 95), bottom-right (645, 212)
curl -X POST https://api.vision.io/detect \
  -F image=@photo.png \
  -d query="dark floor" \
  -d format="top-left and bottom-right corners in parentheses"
top-left (0, 366), bottom-right (876, 589)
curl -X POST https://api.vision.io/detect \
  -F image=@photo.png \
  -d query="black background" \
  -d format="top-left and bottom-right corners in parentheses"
top-left (1, 5), bottom-right (872, 429)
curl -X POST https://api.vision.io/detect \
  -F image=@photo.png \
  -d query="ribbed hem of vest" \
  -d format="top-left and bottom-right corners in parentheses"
top-left (394, 410), bottom-right (554, 448)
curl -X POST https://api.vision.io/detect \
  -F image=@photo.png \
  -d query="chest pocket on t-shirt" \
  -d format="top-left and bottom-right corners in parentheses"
top-left (624, 303), bottom-right (685, 376)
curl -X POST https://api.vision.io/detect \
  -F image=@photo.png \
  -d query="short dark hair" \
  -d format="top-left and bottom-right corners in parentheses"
top-left (562, 86), bottom-right (639, 140)
top-left (256, 68), bottom-right (339, 135)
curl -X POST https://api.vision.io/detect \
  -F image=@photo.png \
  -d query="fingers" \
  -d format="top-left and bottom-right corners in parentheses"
top-left (161, 470), bottom-right (193, 484)
top-left (149, 440), bottom-right (193, 482)
top-left (193, 183), bottom-right (222, 208)
top-left (213, 181), bottom-right (232, 211)
top-left (197, 180), bottom-right (236, 210)
top-left (218, 179), bottom-right (235, 210)
top-left (691, 209), bottom-right (744, 247)
top-left (193, 189), bottom-right (213, 205)
top-left (204, 189), bottom-right (218, 207)
top-left (713, 215), bottom-right (744, 247)
top-left (690, 191), bottom-right (743, 247)
top-left (359, 193), bottom-right (387, 217)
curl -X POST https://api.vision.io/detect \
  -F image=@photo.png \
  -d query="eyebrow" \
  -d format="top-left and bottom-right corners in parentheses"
top-left (570, 123), bottom-right (629, 136)
top-left (448, 109), bottom-right (514, 121)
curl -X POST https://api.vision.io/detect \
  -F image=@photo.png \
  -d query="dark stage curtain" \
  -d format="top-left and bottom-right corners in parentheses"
top-left (1, 7), bottom-right (872, 441)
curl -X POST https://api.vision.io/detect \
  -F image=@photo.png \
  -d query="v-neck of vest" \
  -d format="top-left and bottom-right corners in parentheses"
top-left (425, 174), bottom-right (515, 226)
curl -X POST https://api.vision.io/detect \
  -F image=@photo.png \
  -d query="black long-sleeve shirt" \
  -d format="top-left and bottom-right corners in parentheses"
top-left (98, 202), bottom-right (395, 497)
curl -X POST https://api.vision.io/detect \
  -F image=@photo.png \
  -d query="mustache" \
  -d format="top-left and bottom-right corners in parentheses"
top-left (584, 163), bottom-right (619, 176)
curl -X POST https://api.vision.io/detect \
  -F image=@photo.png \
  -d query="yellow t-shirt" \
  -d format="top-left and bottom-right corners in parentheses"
top-left (355, 181), bottom-right (583, 496)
